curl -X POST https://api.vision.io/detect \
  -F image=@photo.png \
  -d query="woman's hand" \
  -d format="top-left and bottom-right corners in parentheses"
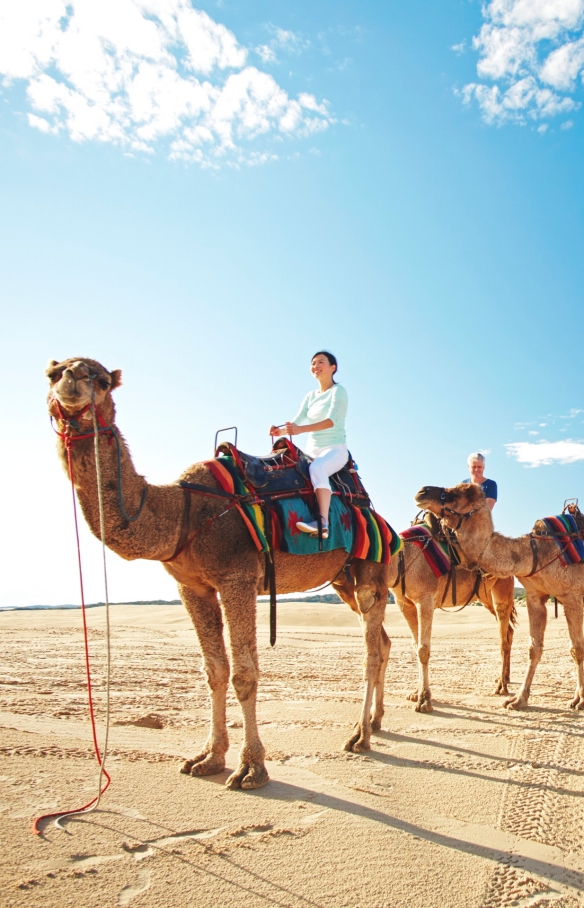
top-left (285, 421), bottom-right (300, 436)
top-left (269, 425), bottom-right (283, 437)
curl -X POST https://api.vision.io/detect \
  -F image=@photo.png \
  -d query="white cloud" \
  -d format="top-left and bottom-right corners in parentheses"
top-left (460, 0), bottom-right (584, 125)
top-left (506, 439), bottom-right (584, 466)
top-left (0, 1), bottom-right (333, 165)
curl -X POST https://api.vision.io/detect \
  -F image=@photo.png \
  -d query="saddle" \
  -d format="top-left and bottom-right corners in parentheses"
top-left (215, 438), bottom-right (371, 506)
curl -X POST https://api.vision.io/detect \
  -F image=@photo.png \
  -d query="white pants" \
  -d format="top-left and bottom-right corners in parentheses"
top-left (307, 444), bottom-right (349, 491)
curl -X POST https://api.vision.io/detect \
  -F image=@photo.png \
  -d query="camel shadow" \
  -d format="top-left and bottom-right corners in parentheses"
top-left (241, 777), bottom-right (584, 892)
top-left (374, 729), bottom-right (584, 778)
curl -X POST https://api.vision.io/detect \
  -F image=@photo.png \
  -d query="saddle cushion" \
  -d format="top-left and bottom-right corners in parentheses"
top-left (538, 514), bottom-right (584, 566)
top-left (399, 525), bottom-right (452, 578)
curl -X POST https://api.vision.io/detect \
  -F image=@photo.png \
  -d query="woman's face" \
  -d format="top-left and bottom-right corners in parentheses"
top-left (311, 354), bottom-right (336, 382)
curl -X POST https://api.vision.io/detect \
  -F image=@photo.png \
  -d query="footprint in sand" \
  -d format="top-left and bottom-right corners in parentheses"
top-left (117, 869), bottom-right (151, 906)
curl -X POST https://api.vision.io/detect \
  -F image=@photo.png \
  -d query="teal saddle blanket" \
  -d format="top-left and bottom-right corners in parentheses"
top-left (273, 495), bottom-right (353, 556)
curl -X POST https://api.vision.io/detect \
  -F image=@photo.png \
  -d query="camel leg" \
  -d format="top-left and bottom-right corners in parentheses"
top-left (413, 595), bottom-right (434, 713)
top-left (491, 593), bottom-right (515, 696)
top-left (562, 596), bottom-right (584, 710)
top-left (504, 593), bottom-right (547, 710)
top-left (219, 581), bottom-right (268, 790)
top-left (333, 570), bottom-right (390, 733)
top-left (178, 582), bottom-right (230, 777)
top-left (397, 597), bottom-right (422, 704)
top-left (343, 565), bottom-right (388, 753)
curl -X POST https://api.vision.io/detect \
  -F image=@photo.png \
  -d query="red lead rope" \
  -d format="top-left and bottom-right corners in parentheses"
top-left (33, 441), bottom-right (111, 835)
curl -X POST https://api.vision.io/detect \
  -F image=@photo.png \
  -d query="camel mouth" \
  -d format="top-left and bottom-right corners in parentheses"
top-left (414, 486), bottom-right (443, 508)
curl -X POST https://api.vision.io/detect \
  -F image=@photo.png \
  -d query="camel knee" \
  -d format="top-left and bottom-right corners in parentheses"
top-left (529, 643), bottom-right (543, 662)
top-left (356, 586), bottom-right (376, 614)
top-left (417, 645), bottom-right (430, 665)
top-left (571, 646), bottom-right (584, 664)
top-left (231, 672), bottom-right (257, 703)
top-left (204, 655), bottom-right (229, 690)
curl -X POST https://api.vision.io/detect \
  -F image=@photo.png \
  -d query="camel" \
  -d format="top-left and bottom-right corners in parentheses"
top-left (415, 483), bottom-right (584, 711)
top-left (381, 531), bottom-right (516, 713)
top-left (46, 357), bottom-right (392, 790)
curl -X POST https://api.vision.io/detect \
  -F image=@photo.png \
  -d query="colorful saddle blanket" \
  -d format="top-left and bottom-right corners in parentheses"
top-left (399, 524), bottom-right (454, 578)
top-left (204, 455), bottom-right (402, 564)
top-left (541, 514), bottom-right (584, 566)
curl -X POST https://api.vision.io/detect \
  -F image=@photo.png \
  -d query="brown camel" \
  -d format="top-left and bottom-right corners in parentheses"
top-left (46, 358), bottom-right (392, 789)
top-left (415, 483), bottom-right (584, 711)
top-left (382, 535), bottom-right (515, 713)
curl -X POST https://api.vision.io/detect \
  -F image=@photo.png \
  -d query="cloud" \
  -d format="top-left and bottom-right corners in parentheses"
top-left (506, 439), bottom-right (584, 466)
top-left (459, 0), bottom-right (584, 125)
top-left (0, 1), bottom-right (333, 165)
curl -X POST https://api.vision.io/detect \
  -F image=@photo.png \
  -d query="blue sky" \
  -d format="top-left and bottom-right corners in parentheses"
top-left (1, 0), bottom-right (584, 606)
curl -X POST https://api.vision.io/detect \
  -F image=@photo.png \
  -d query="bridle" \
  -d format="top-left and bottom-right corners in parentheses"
top-left (50, 371), bottom-right (148, 524)
top-left (434, 489), bottom-right (483, 531)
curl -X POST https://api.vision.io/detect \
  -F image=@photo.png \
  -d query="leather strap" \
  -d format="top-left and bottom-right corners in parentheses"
top-left (161, 489), bottom-right (192, 562)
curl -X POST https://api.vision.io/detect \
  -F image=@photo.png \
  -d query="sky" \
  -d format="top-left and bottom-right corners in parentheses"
top-left (1, 0), bottom-right (584, 606)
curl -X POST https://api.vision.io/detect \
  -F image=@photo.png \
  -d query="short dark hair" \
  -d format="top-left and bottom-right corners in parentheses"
top-left (312, 350), bottom-right (338, 382)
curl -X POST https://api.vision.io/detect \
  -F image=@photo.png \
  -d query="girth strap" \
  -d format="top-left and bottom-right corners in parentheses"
top-left (263, 497), bottom-right (277, 647)
top-left (161, 489), bottom-right (192, 562)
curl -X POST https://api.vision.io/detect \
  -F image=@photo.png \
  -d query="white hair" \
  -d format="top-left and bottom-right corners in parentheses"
top-left (467, 452), bottom-right (485, 465)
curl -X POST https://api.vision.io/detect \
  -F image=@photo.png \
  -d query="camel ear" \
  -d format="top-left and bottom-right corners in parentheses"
top-left (110, 369), bottom-right (122, 390)
top-left (46, 360), bottom-right (61, 381)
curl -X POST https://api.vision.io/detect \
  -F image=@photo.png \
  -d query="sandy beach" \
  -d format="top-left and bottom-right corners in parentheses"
top-left (1, 600), bottom-right (584, 908)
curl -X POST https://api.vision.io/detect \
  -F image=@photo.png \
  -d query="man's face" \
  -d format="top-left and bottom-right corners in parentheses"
top-left (469, 460), bottom-right (484, 480)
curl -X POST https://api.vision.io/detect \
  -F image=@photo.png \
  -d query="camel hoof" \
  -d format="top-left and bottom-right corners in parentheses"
top-left (225, 762), bottom-right (269, 790)
top-left (181, 753), bottom-right (226, 777)
top-left (569, 696), bottom-right (584, 710)
top-left (370, 716), bottom-right (382, 732)
top-left (344, 729), bottom-right (370, 753)
top-left (503, 696), bottom-right (527, 710)
top-left (406, 691), bottom-right (419, 702)
top-left (492, 680), bottom-right (509, 696)
top-left (414, 690), bottom-right (432, 713)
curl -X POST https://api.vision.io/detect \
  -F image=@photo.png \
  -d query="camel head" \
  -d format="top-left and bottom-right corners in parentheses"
top-left (415, 483), bottom-right (491, 532)
top-left (46, 357), bottom-right (122, 422)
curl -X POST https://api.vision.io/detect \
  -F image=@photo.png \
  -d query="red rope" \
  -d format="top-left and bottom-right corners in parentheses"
top-left (33, 443), bottom-right (111, 835)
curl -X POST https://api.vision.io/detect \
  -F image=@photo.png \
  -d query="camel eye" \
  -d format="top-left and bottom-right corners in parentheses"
top-left (98, 378), bottom-right (109, 390)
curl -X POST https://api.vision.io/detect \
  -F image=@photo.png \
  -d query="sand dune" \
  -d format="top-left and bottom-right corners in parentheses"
top-left (1, 601), bottom-right (584, 907)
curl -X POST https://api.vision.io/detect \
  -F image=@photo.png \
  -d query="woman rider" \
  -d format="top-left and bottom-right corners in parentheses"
top-left (269, 351), bottom-right (348, 540)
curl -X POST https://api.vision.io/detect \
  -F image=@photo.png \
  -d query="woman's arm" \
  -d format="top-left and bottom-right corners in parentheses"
top-left (285, 419), bottom-right (333, 436)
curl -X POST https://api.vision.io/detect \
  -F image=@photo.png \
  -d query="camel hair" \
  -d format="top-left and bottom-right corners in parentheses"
top-left (415, 482), bottom-right (584, 711)
top-left (47, 357), bottom-right (392, 790)
top-left (386, 534), bottom-right (516, 713)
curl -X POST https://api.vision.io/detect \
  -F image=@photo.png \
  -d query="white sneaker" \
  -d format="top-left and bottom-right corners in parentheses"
top-left (296, 520), bottom-right (329, 539)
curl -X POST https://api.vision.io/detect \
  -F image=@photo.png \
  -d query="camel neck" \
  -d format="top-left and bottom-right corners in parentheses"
top-left (60, 423), bottom-right (182, 562)
top-left (455, 518), bottom-right (535, 577)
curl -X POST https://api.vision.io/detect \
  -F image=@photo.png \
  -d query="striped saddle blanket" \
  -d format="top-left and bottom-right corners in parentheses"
top-left (399, 524), bottom-right (458, 578)
top-left (541, 514), bottom-right (584, 566)
top-left (204, 455), bottom-right (402, 564)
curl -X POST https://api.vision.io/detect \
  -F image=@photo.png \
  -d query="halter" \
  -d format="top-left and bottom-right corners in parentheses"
top-left (50, 381), bottom-right (147, 524)
top-left (435, 488), bottom-right (482, 530)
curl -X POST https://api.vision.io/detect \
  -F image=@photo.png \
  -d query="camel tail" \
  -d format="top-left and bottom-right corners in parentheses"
top-left (510, 602), bottom-right (518, 628)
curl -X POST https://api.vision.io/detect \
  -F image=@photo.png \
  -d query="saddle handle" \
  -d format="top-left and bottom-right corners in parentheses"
top-left (214, 426), bottom-right (238, 454)
top-left (271, 424), bottom-right (292, 447)
top-left (563, 497), bottom-right (580, 515)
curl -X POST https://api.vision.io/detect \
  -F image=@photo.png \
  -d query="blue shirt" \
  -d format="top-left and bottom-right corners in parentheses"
top-left (462, 478), bottom-right (497, 501)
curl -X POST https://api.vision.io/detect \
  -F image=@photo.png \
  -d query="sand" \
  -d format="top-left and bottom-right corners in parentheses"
top-left (1, 600), bottom-right (584, 908)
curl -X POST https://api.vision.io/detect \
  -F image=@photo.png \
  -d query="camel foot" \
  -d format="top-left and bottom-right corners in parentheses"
top-left (503, 695), bottom-right (528, 710)
top-left (181, 752), bottom-right (226, 777)
top-left (406, 690), bottom-right (419, 702)
top-left (492, 678), bottom-right (510, 696)
top-left (225, 761), bottom-right (269, 790)
top-left (414, 690), bottom-right (432, 713)
top-left (569, 695), bottom-right (584, 710)
top-left (344, 727), bottom-right (371, 753)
